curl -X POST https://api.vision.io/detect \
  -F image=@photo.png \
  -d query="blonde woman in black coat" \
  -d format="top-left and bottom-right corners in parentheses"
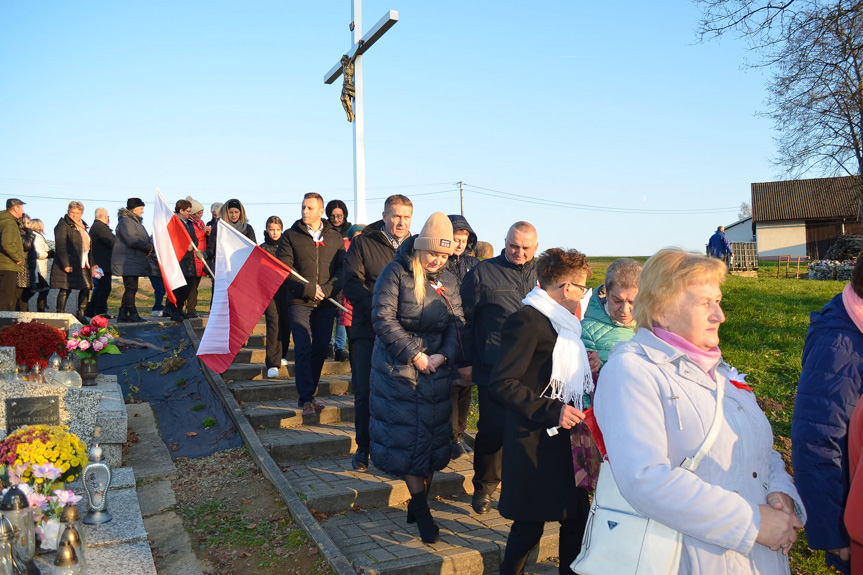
top-left (369, 212), bottom-right (464, 544)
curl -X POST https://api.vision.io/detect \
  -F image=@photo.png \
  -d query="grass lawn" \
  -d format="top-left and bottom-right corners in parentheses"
top-left (467, 258), bottom-right (844, 574)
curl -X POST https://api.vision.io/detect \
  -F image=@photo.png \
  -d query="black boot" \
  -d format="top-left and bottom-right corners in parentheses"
top-left (407, 492), bottom-right (439, 544)
top-left (77, 298), bottom-right (89, 324)
top-left (36, 298), bottom-right (46, 313)
top-left (55, 290), bottom-right (68, 314)
top-left (117, 307), bottom-right (132, 323)
top-left (129, 306), bottom-right (146, 323)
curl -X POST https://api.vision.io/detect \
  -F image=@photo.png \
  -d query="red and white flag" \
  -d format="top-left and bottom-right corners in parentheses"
top-left (153, 188), bottom-right (192, 305)
top-left (197, 221), bottom-right (292, 373)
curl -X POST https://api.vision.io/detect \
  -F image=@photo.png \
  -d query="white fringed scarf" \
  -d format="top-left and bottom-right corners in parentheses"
top-left (523, 286), bottom-right (594, 410)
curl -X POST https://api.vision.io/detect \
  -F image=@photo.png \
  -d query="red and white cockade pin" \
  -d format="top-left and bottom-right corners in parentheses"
top-left (728, 367), bottom-right (753, 392)
top-left (430, 281), bottom-right (446, 295)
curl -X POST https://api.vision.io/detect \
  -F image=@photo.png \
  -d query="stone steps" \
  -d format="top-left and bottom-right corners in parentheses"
top-left (229, 375), bottom-right (353, 402)
top-left (243, 395), bottom-right (355, 428)
top-left (194, 323), bottom-right (267, 338)
top-left (282, 454), bottom-right (474, 515)
top-left (258, 422), bottom-right (357, 461)
top-left (223, 360), bottom-right (351, 381)
top-left (233, 346), bottom-right (295, 364)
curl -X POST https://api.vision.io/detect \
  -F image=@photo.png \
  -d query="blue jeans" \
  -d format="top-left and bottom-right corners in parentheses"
top-left (332, 323), bottom-right (347, 351)
top-left (289, 304), bottom-right (338, 406)
top-left (149, 276), bottom-right (165, 311)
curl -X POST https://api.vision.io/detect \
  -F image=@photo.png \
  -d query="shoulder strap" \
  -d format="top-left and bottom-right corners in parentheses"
top-left (679, 376), bottom-right (725, 473)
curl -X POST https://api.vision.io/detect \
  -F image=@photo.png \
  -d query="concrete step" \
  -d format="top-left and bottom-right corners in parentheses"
top-left (229, 376), bottom-right (353, 402)
top-left (282, 453), bottom-right (474, 515)
top-left (321, 495), bottom-right (558, 575)
top-left (223, 360), bottom-right (351, 382)
top-left (257, 421), bottom-right (357, 461)
top-left (194, 323), bottom-right (267, 338)
top-left (232, 347), bottom-right (295, 364)
top-left (243, 395), bottom-right (355, 429)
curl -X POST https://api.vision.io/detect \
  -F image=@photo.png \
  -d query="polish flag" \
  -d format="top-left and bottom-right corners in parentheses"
top-left (197, 221), bottom-right (292, 373)
top-left (153, 189), bottom-right (192, 305)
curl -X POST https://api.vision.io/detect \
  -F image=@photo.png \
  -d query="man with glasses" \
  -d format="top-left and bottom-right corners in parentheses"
top-left (459, 221), bottom-right (539, 514)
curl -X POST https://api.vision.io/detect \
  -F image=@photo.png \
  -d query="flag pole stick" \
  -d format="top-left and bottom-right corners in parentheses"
top-left (190, 241), bottom-right (215, 278)
top-left (286, 267), bottom-right (349, 313)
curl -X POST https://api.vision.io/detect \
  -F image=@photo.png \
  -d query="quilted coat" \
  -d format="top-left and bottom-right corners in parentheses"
top-left (792, 293), bottom-right (863, 573)
top-left (369, 236), bottom-right (465, 477)
top-left (580, 283), bottom-right (636, 366)
top-left (112, 209), bottom-right (152, 277)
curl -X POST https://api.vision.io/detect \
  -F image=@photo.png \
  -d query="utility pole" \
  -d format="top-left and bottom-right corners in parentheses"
top-left (459, 181), bottom-right (464, 216)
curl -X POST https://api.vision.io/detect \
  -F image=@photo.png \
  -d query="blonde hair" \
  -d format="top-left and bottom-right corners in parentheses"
top-left (634, 248), bottom-right (726, 331)
top-left (411, 251), bottom-right (427, 303)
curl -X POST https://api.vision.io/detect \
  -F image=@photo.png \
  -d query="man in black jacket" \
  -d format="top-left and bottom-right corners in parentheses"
top-left (341, 194), bottom-right (413, 471)
top-left (85, 208), bottom-right (116, 318)
top-left (276, 193), bottom-right (345, 418)
top-left (459, 221), bottom-right (538, 514)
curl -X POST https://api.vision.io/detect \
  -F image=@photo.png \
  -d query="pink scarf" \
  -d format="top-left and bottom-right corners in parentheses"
top-left (842, 283), bottom-right (863, 335)
top-left (653, 326), bottom-right (722, 376)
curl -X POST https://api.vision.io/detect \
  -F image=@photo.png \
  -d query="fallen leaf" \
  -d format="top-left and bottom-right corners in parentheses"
top-left (187, 432), bottom-right (198, 437)
top-left (309, 547), bottom-right (319, 556)
top-left (238, 552), bottom-right (251, 558)
top-left (242, 499), bottom-right (251, 505)
top-left (245, 523), bottom-right (257, 530)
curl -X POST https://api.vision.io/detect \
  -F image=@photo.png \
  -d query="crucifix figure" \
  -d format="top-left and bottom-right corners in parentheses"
top-left (340, 53), bottom-right (357, 122)
top-left (325, 2), bottom-right (398, 224)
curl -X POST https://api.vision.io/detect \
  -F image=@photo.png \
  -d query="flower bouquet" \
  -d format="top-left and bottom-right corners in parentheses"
top-left (0, 321), bottom-right (67, 369)
top-left (0, 425), bottom-right (89, 549)
top-left (66, 316), bottom-right (120, 381)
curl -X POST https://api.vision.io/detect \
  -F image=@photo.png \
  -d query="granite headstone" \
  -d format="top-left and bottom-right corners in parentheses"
top-left (0, 380), bottom-right (101, 443)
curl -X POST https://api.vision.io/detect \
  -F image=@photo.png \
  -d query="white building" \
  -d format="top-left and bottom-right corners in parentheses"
top-left (751, 176), bottom-right (861, 259)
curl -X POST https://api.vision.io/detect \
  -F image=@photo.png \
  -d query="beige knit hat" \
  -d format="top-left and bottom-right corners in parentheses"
top-left (414, 212), bottom-right (454, 255)
top-left (186, 196), bottom-right (204, 215)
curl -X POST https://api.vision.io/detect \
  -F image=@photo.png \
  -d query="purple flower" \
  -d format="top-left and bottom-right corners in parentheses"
top-left (32, 462), bottom-right (62, 480)
top-left (52, 490), bottom-right (82, 507)
top-left (26, 492), bottom-right (49, 511)
top-left (93, 341), bottom-right (104, 352)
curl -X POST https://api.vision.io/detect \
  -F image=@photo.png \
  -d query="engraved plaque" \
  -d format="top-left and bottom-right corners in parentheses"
top-left (6, 397), bottom-right (60, 433)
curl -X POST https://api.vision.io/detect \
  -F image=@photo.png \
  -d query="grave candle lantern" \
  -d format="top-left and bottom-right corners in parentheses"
top-left (51, 541), bottom-right (79, 575)
top-left (55, 526), bottom-right (83, 574)
top-left (82, 429), bottom-right (112, 525)
top-left (56, 506), bottom-right (84, 552)
top-left (0, 513), bottom-right (27, 574)
top-left (0, 486), bottom-right (37, 573)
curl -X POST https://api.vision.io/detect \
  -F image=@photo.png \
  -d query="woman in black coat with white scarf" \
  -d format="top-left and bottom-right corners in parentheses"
top-left (490, 248), bottom-right (594, 575)
top-left (369, 212), bottom-right (464, 545)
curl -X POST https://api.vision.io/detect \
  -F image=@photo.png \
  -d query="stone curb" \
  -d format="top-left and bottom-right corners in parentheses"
top-left (182, 320), bottom-right (357, 575)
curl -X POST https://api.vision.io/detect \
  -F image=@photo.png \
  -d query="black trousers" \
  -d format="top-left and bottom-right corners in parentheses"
top-left (264, 290), bottom-right (291, 369)
top-left (288, 304), bottom-right (338, 407)
top-left (351, 338), bottom-right (374, 452)
top-left (0, 271), bottom-right (18, 311)
top-left (87, 273), bottom-right (112, 315)
top-left (499, 515), bottom-right (588, 575)
top-left (473, 385), bottom-right (506, 496)
top-left (170, 283), bottom-right (192, 313)
top-left (186, 276), bottom-right (202, 314)
top-left (452, 384), bottom-right (472, 441)
top-left (121, 276), bottom-right (139, 309)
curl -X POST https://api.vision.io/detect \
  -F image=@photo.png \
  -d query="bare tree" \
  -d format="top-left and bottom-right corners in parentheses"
top-left (696, 0), bottom-right (863, 215)
top-left (739, 201), bottom-right (753, 219)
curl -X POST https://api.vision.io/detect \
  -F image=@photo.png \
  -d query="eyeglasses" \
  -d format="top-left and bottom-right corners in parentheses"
top-left (558, 281), bottom-right (588, 294)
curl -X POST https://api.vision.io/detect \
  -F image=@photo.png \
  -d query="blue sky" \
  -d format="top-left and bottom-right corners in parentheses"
top-left (0, 2), bottom-right (777, 255)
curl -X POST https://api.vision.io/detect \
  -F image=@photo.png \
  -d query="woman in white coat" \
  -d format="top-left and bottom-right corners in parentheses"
top-left (594, 248), bottom-right (806, 574)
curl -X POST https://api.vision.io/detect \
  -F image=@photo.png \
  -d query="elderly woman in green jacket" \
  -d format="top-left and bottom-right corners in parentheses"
top-left (580, 258), bottom-right (643, 367)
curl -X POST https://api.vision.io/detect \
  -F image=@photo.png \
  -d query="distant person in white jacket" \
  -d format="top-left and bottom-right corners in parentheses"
top-left (594, 248), bottom-right (805, 574)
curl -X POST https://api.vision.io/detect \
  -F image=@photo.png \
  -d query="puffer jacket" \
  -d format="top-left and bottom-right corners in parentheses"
top-left (445, 214), bottom-right (480, 286)
top-left (459, 250), bottom-right (536, 386)
top-left (580, 283), bottom-right (636, 366)
top-left (177, 217), bottom-right (197, 279)
top-left (369, 235), bottom-right (465, 477)
top-left (342, 220), bottom-right (401, 341)
top-left (792, 292), bottom-right (863, 566)
top-left (0, 210), bottom-right (24, 273)
top-left (16, 223), bottom-right (33, 288)
top-left (50, 216), bottom-right (93, 290)
top-left (112, 209), bottom-right (152, 277)
top-left (276, 219), bottom-right (344, 307)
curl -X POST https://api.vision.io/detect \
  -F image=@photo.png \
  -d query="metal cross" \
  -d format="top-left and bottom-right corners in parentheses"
top-left (325, 2), bottom-right (399, 224)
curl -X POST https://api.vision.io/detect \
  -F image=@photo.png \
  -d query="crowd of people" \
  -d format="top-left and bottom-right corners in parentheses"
top-left (3, 191), bottom-right (863, 574)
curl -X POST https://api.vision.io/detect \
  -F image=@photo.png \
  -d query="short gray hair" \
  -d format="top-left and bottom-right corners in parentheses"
top-left (605, 258), bottom-right (643, 293)
top-left (68, 201), bottom-right (84, 213)
top-left (211, 202), bottom-right (223, 216)
top-left (95, 207), bottom-right (108, 219)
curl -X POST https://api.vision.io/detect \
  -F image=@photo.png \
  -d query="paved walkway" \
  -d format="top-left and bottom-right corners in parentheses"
top-left (189, 317), bottom-right (561, 575)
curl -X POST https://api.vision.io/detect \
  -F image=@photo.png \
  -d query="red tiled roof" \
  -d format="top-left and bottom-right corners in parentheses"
top-left (751, 176), bottom-right (860, 223)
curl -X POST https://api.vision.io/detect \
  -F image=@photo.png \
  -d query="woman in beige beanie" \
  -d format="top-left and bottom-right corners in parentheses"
top-left (368, 212), bottom-right (465, 544)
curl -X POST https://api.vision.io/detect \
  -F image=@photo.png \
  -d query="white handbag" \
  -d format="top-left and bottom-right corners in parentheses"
top-left (571, 377), bottom-right (726, 575)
